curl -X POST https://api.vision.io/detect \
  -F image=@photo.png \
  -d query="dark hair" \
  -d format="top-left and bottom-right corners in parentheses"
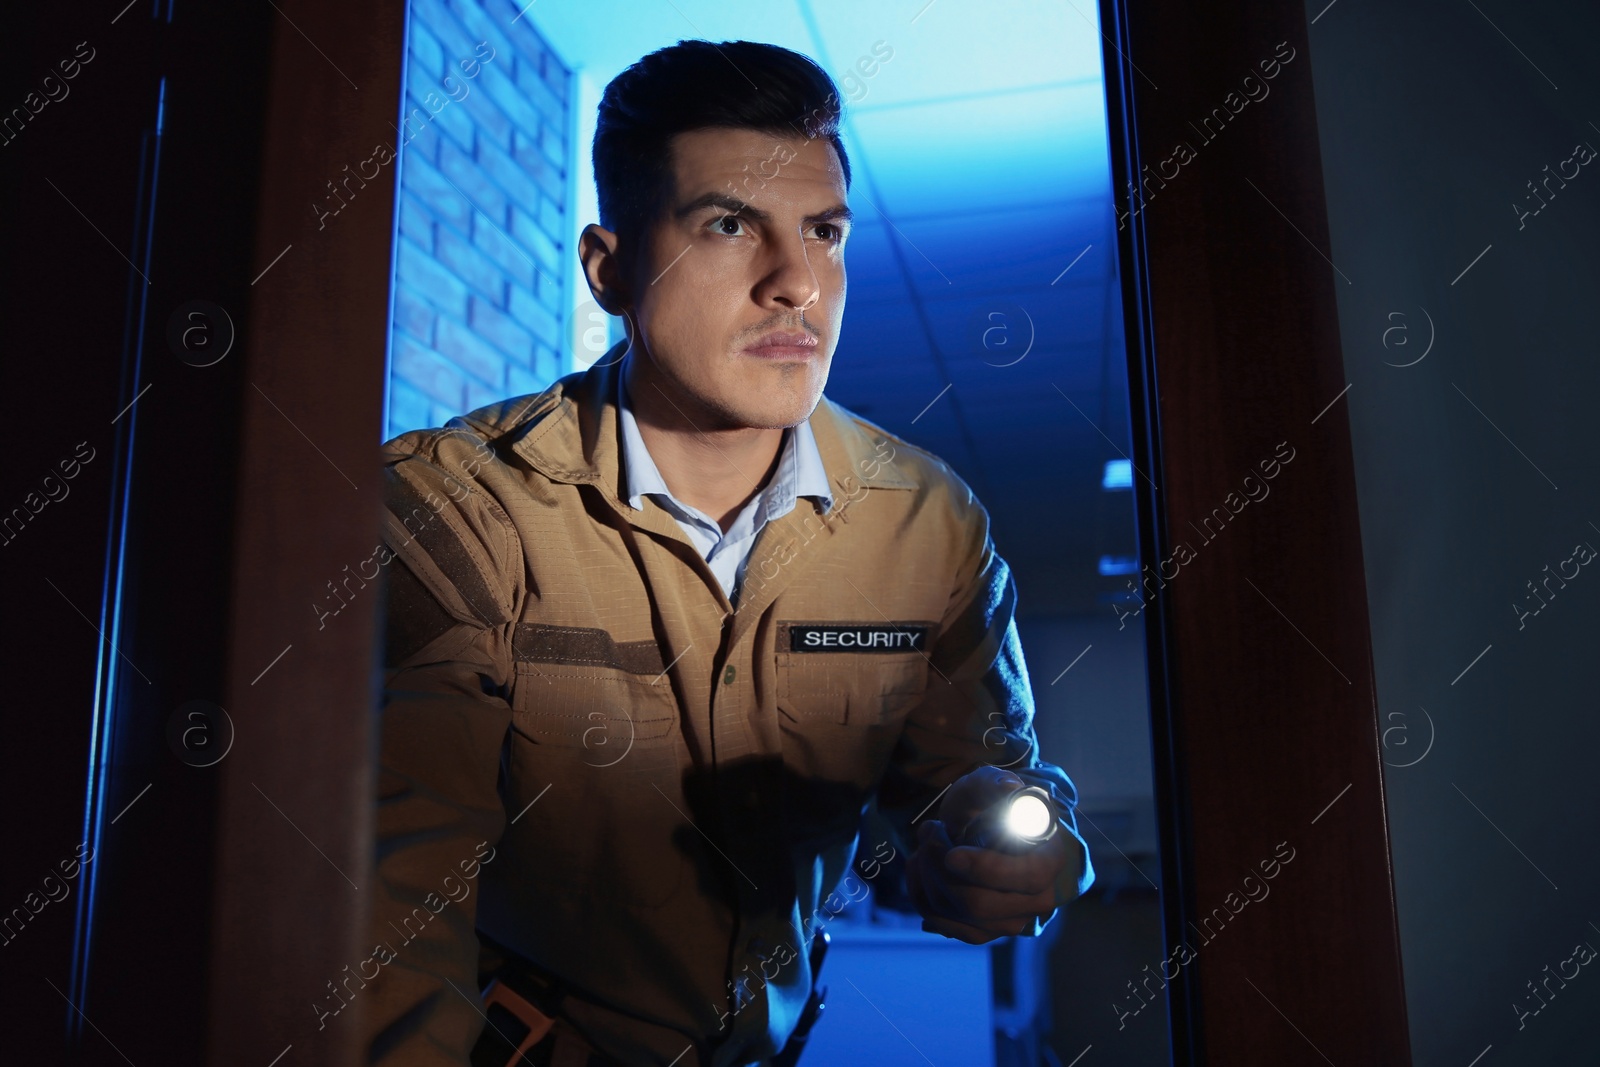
top-left (592, 40), bottom-right (852, 274)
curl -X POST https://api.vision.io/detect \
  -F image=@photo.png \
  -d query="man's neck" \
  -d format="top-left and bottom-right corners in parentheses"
top-left (624, 352), bottom-right (785, 533)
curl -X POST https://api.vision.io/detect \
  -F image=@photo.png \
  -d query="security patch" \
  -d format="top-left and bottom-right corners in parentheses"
top-left (785, 622), bottom-right (933, 653)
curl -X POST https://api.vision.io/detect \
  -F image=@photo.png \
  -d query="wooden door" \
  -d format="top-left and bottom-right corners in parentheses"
top-left (1100, 0), bottom-right (1412, 1061)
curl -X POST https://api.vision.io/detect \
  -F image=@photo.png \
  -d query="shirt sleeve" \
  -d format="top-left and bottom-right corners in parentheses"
top-left (359, 439), bottom-right (522, 1065)
top-left (873, 490), bottom-right (1096, 914)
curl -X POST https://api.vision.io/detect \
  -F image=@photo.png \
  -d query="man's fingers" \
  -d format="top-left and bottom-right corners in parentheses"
top-left (911, 817), bottom-right (1062, 937)
top-left (905, 840), bottom-right (936, 916)
top-left (916, 820), bottom-right (970, 914)
top-left (919, 818), bottom-right (954, 850)
top-left (941, 837), bottom-right (1064, 896)
top-left (910, 835), bottom-right (965, 919)
top-left (939, 768), bottom-right (1026, 829)
top-left (941, 880), bottom-right (1056, 925)
top-left (914, 848), bottom-right (1053, 927)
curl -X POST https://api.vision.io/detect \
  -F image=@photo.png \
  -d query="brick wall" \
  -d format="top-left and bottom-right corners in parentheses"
top-left (386, 0), bottom-right (574, 441)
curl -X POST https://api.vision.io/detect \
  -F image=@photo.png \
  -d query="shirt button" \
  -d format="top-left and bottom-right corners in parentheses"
top-left (723, 665), bottom-right (737, 685)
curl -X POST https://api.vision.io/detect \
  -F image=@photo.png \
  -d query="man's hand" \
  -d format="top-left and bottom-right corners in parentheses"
top-left (904, 766), bottom-right (1084, 944)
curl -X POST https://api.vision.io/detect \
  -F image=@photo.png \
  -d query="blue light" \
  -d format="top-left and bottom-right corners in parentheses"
top-left (72, 80), bottom-right (167, 1033)
top-left (1098, 554), bottom-right (1139, 576)
top-left (1102, 459), bottom-right (1132, 489)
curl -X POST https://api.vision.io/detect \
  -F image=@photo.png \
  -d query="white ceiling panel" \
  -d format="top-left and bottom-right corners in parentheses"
top-left (844, 84), bottom-right (1115, 217)
top-left (802, 0), bottom-right (1106, 106)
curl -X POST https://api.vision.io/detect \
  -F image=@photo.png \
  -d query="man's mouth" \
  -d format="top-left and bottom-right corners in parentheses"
top-left (743, 331), bottom-right (819, 359)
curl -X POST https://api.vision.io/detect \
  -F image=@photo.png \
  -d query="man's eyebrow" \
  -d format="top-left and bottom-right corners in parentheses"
top-left (804, 204), bottom-right (854, 227)
top-left (676, 192), bottom-right (768, 222)
top-left (673, 192), bottom-right (853, 228)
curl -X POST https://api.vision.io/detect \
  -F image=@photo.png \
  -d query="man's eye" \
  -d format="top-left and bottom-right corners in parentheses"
top-left (711, 215), bottom-right (747, 237)
top-left (810, 223), bottom-right (845, 244)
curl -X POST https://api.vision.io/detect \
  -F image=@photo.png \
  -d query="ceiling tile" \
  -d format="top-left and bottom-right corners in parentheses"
top-left (843, 84), bottom-right (1115, 218)
top-left (802, 0), bottom-right (1106, 107)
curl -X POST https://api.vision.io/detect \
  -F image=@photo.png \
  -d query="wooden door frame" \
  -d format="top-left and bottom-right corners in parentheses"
top-left (199, 2), bottom-right (406, 1064)
top-left (1101, 0), bottom-right (1412, 1062)
top-left (126, 0), bottom-right (1416, 1063)
top-left (3, 1), bottom-right (400, 1064)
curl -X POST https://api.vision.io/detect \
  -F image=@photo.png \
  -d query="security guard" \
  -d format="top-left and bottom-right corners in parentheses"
top-left (362, 39), bottom-right (1093, 1067)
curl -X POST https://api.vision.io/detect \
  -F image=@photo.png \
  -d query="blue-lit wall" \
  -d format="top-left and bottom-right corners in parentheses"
top-left (384, 0), bottom-right (575, 442)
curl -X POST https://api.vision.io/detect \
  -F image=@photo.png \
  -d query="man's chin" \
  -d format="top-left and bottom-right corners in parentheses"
top-left (721, 394), bottom-right (822, 431)
top-left (729, 380), bottom-right (826, 429)
top-left (732, 409), bottom-right (819, 432)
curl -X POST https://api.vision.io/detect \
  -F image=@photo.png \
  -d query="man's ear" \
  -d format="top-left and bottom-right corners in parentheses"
top-left (579, 223), bottom-right (633, 317)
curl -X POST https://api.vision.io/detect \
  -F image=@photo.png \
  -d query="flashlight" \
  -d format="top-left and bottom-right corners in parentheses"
top-left (949, 784), bottom-right (1060, 853)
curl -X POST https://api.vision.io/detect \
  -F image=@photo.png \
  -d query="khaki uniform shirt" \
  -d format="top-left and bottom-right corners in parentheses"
top-left (362, 345), bottom-right (1094, 1066)
top-left (614, 349), bottom-right (836, 604)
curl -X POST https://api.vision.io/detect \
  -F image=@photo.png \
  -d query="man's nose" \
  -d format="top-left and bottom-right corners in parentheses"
top-left (757, 232), bottom-right (821, 311)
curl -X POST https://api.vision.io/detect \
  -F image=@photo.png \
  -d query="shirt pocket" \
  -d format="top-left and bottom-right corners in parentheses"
top-left (510, 661), bottom-right (678, 756)
top-left (507, 622), bottom-right (679, 755)
top-left (774, 620), bottom-right (935, 727)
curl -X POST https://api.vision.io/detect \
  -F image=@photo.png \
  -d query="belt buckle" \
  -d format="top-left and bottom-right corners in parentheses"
top-left (480, 976), bottom-right (556, 1066)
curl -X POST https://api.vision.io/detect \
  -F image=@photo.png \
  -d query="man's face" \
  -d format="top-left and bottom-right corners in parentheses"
top-left (623, 126), bottom-right (851, 431)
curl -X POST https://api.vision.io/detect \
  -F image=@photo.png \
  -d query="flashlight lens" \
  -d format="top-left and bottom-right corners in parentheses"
top-left (1006, 794), bottom-right (1053, 839)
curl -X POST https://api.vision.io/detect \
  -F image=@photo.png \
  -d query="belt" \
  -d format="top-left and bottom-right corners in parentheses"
top-left (470, 938), bottom-right (626, 1067)
top-left (470, 933), bottom-right (791, 1067)
top-left (468, 980), bottom-right (616, 1067)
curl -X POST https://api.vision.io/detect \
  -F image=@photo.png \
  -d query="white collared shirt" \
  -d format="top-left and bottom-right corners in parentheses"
top-left (616, 352), bottom-right (834, 606)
